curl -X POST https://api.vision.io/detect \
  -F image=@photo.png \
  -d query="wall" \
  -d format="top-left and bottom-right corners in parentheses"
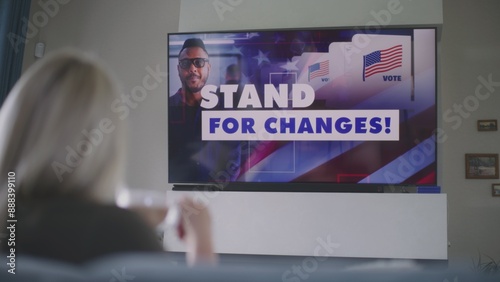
top-left (440, 0), bottom-right (500, 265)
top-left (178, 0), bottom-right (442, 31)
top-left (19, 0), bottom-right (499, 268)
top-left (21, 0), bottom-right (180, 191)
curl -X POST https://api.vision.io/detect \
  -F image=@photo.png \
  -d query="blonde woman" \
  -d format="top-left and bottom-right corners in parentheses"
top-left (0, 50), bottom-right (215, 265)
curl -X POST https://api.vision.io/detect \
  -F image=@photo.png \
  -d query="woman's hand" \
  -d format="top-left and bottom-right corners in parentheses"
top-left (175, 197), bottom-right (217, 266)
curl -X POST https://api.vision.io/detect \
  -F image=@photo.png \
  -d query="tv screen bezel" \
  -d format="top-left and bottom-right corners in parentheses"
top-left (167, 25), bottom-right (439, 192)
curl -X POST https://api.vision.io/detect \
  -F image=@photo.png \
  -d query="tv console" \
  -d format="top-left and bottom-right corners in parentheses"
top-left (163, 191), bottom-right (448, 260)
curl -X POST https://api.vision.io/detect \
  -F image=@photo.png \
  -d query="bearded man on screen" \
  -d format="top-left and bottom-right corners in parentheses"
top-left (169, 38), bottom-right (241, 185)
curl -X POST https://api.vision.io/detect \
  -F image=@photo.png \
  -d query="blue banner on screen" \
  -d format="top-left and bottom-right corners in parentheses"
top-left (202, 110), bottom-right (399, 141)
top-left (168, 28), bottom-right (437, 187)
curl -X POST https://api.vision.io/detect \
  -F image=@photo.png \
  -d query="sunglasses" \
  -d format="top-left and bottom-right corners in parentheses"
top-left (178, 58), bottom-right (209, 69)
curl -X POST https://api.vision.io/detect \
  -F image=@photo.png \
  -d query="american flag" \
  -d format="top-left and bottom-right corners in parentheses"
top-left (363, 45), bottom-right (402, 81)
top-left (308, 60), bottom-right (329, 81)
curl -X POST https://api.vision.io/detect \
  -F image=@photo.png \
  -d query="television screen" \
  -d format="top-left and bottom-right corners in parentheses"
top-left (167, 27), bottom-right (437, 191)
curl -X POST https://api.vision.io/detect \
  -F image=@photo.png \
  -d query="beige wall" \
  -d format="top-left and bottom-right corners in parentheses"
top-left (440, 0), bottom-right (500, 266)
top-left (23, 0), bottom-right (180, 191)
top-left (20, 0), bottom-right (500, 267)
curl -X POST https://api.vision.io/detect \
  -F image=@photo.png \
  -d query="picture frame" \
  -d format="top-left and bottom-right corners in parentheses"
top-left (465, 154), bottom-right (499, 179)
top-left (492, 184), bottom-right (500, 197)
top-left (477, 119), bottom-right (497, 131)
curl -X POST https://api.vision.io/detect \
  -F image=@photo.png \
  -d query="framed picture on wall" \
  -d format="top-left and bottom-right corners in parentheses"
top-left (465, 154), bottom-right (499, 179)
top-left (477, 119), bottom-right (498, 131)
top-left (492, 184), bottom-right (500, 197)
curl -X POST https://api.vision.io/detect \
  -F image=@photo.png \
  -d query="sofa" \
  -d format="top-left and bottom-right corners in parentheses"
top-left (2, 253), bottom-right (498, 282)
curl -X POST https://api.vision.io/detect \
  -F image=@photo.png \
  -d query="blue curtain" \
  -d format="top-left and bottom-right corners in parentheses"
top-left (0, 0), bottom-right (32, 107)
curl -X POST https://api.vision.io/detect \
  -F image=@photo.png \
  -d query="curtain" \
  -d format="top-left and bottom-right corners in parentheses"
top-left (0, 0), bottom-right (32, 108)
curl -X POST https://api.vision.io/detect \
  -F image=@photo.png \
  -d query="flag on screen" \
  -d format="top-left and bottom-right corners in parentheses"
top-left (362, 45), bottom-right (402, 81)
top-left (308, 60), bottom-right (329, 81)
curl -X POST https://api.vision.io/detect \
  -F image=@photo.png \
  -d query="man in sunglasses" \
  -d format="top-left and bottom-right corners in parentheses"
top-left (169, 38), bottom-right (241, 186)
top-left (173, 38), bottom-right (211, 106)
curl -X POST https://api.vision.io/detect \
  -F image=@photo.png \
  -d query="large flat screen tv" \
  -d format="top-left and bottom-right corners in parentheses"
top-left (167, 27), bottom-right (437, 192)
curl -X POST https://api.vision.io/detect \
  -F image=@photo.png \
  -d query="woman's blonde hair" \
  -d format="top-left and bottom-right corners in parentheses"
top-left (0, 50), bottom-right (125, 210)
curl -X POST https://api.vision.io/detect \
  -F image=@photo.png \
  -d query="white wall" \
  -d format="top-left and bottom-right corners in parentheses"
top-left (20, 0), bottom-right (500, 268)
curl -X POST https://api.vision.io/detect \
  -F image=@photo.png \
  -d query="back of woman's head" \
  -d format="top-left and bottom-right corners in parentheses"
top-left (0, 50), bottom-right (125, 205)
